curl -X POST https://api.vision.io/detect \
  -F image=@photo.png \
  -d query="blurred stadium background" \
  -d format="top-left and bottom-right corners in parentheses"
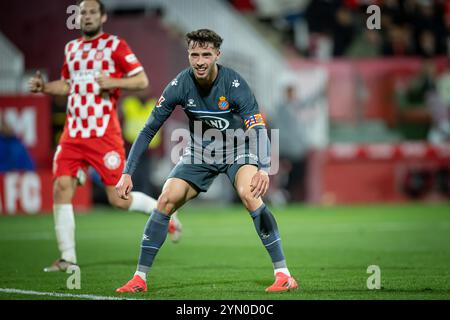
top-left (1, 0), bottom-right (450, 300)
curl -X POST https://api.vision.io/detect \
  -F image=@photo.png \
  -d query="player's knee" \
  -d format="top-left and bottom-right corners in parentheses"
top-left (241, 191), bottom-right (262, 212)
top-left (108, 194), bottom-right (128, 210)
top-left (53, 178), bottom-right (74, 201)
top-left (156, 193), bottom-right (176, 215)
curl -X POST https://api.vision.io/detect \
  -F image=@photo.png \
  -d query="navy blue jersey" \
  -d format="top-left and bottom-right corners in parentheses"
top-left (124, 64), bottom-right (270, 175)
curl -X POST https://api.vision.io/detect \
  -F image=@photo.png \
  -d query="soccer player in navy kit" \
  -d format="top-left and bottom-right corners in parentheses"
top-left (115, 29), bottom-right (298, 293)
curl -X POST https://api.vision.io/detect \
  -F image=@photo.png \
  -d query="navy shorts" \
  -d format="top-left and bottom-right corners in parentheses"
top-left (167, 156), bottom-right (258, 193)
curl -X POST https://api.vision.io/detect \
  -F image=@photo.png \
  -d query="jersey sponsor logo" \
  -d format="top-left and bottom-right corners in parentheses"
top-left (198, 115), bottom-right (230, 131)
top-left (125, 54), bottom-right (137, 63)
top-left (103, 151), bottom-right (121, 170)
top-left (156, 96), bottom-right (165, 108)
top-left (232, 79), bottom-right (240, 87)
top-left (217, 96), bottom-right (229, 110)
top-left (94, 51), bottom-right (104, 61)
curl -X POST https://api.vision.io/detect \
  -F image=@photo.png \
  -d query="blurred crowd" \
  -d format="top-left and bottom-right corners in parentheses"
top-left (228, 0), bottom-right (450, 58)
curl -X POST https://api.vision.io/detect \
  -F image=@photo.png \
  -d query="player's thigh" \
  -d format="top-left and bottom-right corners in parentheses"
top-left (83, 139), bottom-right (127, 208)
top-left (158, 178), bottom-right (199, 214)
top-left (52, 144), bottom-right (83, 203)
top-left (53, 143), bottom-right (85, 181)
top-left (83, 137), bottom-right (126, 187)
top-left (233, 164), bottom-right (263, 212)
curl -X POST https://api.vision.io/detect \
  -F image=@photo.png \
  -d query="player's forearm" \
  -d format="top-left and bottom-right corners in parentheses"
top-left (43, 80), bottom-right (70, 96)
top-left (123, 128), bottom-right (154, 176)
top-left (123, 113), bottom-right (164, 175)
top-left (252, 125), bottom-right (271, 173)
top-left (113, 71), bottom-right (148, 91)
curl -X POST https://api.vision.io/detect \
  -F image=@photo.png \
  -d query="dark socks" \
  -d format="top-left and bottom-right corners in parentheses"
top-left (136, 209), bottom-right (171, 274)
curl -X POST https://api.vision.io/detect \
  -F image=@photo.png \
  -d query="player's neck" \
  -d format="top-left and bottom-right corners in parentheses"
top-left (195, 64), bottom-right (218, 90)
top-left (82, 30), bottom-right (104, 41)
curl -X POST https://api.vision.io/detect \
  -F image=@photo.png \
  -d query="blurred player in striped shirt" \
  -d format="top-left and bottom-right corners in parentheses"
top-left (28, 0), bottom-right (182, 273)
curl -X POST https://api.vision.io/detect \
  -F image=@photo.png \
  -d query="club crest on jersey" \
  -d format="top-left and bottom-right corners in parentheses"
top-left (218, 96), bottom-right (229, 110)
top-left (103, 151), bottom-right (121, 170)
top-left (94, 51), bottom-right (104, 61)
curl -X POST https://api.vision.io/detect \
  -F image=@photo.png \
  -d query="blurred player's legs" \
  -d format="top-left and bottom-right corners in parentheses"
top-left (116, 178), bottom-right (196, 292)
top-left (44, 176), bottom-right (78, 271)
top-left (45, 142), bottom-right (181, 272)
top-left (234, 164), bottom-right (298, 292)
top-left (105, 185), bottom-right (182, 243)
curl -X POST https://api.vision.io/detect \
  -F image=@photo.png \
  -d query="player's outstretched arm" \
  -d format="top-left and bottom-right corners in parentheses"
top-left (97, 70), bottom-right (148, 91)
top-left (28, 71), bottom-right (70, 96)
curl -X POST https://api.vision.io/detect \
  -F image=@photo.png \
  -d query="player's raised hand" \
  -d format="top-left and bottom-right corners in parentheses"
top-left (250, 170), bottom-right (269, 199)
top-left (96, 72), bottom-right (116, 90)
top-left (28, 71), bottom-right (45, 93)
top-left (116, 174), bottom-right (133, 200)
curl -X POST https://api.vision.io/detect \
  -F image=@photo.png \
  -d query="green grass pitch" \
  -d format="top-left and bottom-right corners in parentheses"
top-left (0, 203), bottom-right (449, 300)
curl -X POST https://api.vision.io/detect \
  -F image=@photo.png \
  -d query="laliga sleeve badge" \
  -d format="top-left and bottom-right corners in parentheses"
top-left (103, 151), bottom-right (121, 170)
top-left (218, 96), bottom-right (229, 110)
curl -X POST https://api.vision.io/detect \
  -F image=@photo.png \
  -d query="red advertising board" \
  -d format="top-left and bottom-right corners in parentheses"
top-left (307, 143), bottom-right (450, 204)
top-left (0, 95), bottom-right (52, 168)
top-left (0, 170), bottom-right (91, 215)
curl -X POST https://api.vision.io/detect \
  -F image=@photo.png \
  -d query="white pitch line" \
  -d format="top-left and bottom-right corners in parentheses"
top-left (0, 288), bottom-right (145, 300)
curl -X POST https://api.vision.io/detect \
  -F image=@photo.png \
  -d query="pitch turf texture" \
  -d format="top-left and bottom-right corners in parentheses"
top-left (1, 203), bottom-right (449, 300)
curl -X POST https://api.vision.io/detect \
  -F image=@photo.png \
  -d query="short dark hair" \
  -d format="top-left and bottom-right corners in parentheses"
top-left (185, 29), bottom-right (223, 50)
top-left (78, 0), bottom-right (106, 16)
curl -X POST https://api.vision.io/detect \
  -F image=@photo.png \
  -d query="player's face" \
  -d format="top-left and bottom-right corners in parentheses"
top-left (188, 42), bottom-right (220, 81)
top-left (79, 1), bottom-right (106, 37)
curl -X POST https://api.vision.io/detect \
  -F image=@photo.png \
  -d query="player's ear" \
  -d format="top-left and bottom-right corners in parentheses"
top-left (101, 13), bottom-right (108, 24)
top-left (216, 49), bottom-right (221, 62)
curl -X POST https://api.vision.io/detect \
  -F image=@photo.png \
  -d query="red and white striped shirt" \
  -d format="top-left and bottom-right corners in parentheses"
top-left (60, 33), bottom-right (143, 141)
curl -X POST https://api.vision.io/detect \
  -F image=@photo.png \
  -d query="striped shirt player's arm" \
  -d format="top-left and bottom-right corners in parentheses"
top-left (113, 39), bottom-right (144, 77)
top-left (123, 83), bottom-right (180, 175)
top-left (232, 73), bottom-right (271, 173)
top-left (110, 39), bottom-right (147, 90)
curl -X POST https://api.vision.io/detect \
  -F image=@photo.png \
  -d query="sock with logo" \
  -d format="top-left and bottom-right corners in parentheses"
top-left (250, 204), bottom-right (288, 271)
top-left (53, 204), bottom-right (77, 264)
top-left (136, 209), bottom-right (171, 275)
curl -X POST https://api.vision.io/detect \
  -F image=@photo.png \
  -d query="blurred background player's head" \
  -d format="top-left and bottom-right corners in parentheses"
top-left (285, 85), bottom-right (297, 103)
top-left (78, 0), bottom-right (107, 38)
top-left (185, 29), bottom-right (223, 81)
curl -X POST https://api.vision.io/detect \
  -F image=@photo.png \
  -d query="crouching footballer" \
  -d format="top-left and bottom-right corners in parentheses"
top-left (115, 29), bottom-right (298, 293)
